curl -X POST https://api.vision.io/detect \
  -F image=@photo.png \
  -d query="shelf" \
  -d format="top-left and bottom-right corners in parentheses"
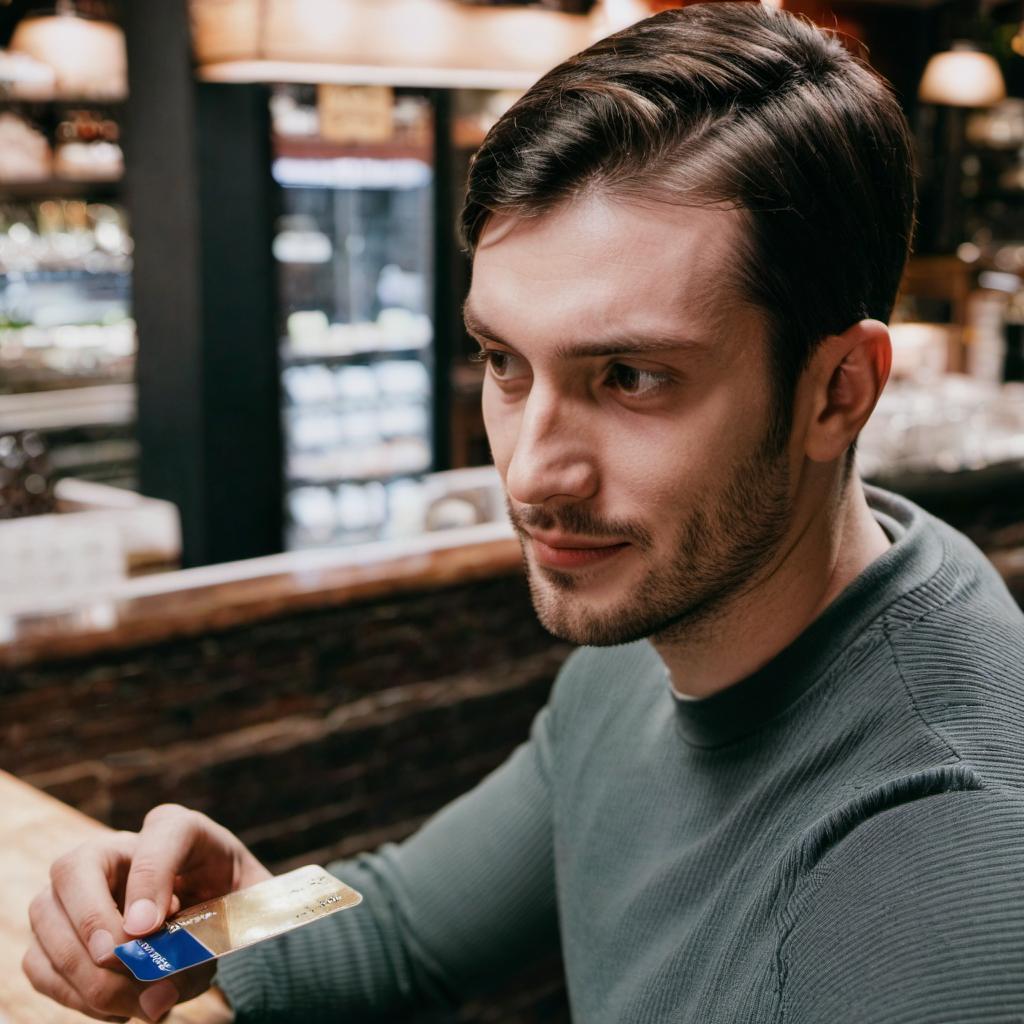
top-left (0, 178), bottom-right (123, 201)
top-left (272, 154), bottom-right (431, 191)
top-left (0, 265), bottom-right (130, 280)
top-left (49, 437), bottom-right (139, 475)
top-left (0, 95), bottom-right (126, 108)
top-left (284, 403), bottom-right (428, 420)
top-left (0, 382), bottom-right (134, 431)
top-left (287, 467), bottom-right (430, 487)
top-left (282, 345), bottom-right (429, 367)
top-left (286, 528), bottom-right (384, 550)
top-left (273, 134), bottom-right (432, 163)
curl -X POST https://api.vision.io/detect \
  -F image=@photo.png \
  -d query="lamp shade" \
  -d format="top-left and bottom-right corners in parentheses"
top-left (9, 12), bottom-right (127, 100)
top-left (918, 45), bottom-right (1006, 108)
top-left (190, 0), bottom-right (598, 90)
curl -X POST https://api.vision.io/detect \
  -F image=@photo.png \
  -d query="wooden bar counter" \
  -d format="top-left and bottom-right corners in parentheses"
top-left (0, 770), bottom-right (230, 1023)
top-left (0, 521), bottom-right (521, 669)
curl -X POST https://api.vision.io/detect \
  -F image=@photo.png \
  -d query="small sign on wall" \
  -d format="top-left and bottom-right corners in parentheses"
top-left (318, 84), bottom-right (395, 144)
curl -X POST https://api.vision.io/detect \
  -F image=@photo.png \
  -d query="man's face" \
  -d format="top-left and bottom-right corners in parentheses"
top-left (466, 195), bottom-right (796, 647)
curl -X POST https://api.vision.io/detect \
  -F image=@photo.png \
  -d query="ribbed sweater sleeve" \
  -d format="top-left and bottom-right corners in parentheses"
top-left (215, 699), bottom-right (560, 1021)
top-left (777, 787), bottom-right (1024, 1023)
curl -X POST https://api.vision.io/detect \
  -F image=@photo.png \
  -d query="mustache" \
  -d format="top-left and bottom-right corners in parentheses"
top-left (506, 498), bottom-right (654, 551)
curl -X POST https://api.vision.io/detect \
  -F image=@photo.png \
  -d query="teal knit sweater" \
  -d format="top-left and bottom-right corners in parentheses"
top-left (217, 487), bottom-right (1024, 1022)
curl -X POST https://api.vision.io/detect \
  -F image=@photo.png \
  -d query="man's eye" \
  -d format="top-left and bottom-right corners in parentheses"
top-left (470, 349), bottom-right (525, 380)
top-left (606, 363), bottom-right (671, 398)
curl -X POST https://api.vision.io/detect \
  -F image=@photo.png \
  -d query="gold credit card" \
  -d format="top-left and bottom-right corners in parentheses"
top-left (114, 865), bottom-right (363, 981)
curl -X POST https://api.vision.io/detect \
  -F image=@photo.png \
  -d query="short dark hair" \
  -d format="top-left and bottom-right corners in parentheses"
top-left (460, 2), bottom-right (917, 455)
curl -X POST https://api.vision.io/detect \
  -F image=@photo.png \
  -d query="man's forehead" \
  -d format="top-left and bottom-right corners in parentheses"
top-left (469, 196), bottom-right (750, 343)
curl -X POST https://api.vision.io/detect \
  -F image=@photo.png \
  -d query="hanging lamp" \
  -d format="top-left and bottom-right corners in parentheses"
top-left (9, 0), bottom-right (127, 101)
top-left (918, 41), bottom-right (1006, 108)
top-left (190, 0), bottom-right (599, 90)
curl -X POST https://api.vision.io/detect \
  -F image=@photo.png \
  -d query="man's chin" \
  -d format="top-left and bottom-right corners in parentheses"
top-left (533, 606), bottom-right (651, 647)
top-left (527, 578), bottom-right (650, 647)
top-left (525, 560), bottom-right (720, 648)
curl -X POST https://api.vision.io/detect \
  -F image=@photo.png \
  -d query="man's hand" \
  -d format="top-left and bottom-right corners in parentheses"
top-left (23, 803), bottom-right (270, 1022)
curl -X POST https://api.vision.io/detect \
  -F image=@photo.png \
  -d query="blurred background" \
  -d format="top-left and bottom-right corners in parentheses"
top-left (0, 0), bottom-right (1023, 568)
top-left (2, 1), bottom-right (1024, 1021)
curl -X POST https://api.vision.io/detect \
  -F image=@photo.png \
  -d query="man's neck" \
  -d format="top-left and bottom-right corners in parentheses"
top-left (656, 476), bottom-right (891, 700)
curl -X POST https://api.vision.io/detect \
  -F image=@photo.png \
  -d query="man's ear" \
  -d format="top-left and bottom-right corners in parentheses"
top-left (804, 319), bottom-right (891, 464)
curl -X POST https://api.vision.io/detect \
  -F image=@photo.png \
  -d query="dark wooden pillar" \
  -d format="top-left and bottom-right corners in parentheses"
top-left (430, 88), bottom-right (454, 472)
top-left (123, 0), bottom-right (282, 567)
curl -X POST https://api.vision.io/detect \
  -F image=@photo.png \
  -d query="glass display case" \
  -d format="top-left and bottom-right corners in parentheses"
top-left (0, 112), bottom-right (136, 489)
top-left (0, 4), bottom-right (135, 491)
top-left (272, 84), bottom-right (436, 549)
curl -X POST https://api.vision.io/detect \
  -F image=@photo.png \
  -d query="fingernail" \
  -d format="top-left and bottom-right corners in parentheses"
top-left (139, 980), bottom-right (177, 1022)
top-left (88, 928), bottom-right (114, 963)
top-left (123, 898), bottom-right (159, 934)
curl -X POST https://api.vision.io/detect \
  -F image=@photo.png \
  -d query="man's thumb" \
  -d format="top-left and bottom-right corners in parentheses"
top-left (123, 897), bottom-right (163, 935)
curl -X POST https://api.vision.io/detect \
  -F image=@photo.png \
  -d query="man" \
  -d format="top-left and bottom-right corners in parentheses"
top-left (25, 4), bottom-right (1024, 1022)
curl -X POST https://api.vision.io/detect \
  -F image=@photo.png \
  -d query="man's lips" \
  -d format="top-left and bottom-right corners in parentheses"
top-left (525, 531), bottom-right (631, 569)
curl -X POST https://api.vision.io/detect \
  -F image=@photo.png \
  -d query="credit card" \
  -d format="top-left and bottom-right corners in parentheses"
top-left (114, 865), bottom-right (362, 982)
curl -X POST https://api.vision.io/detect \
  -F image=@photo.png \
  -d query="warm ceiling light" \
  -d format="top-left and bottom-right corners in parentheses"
top-left (601, 0), bottom-right (652, 31)
top-left (190, 0), bottom-right (598, 90)
top-left (9, 3), bottom-right (127, 101)
top-left (918, 43), bottom-right (1006, 108)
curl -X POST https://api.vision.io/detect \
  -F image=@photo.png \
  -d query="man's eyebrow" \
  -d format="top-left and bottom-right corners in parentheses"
top-left (462, 302), bottom-right (707, 359)
top-left (462, 303), bottom-right (519, 349)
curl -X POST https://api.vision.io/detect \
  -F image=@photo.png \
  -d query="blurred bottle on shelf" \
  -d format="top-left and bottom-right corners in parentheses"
top-left (0, 429), bottom-right (55, 518)
top-left (0, 198), bottom-right (131, 273)
top-left (965, 280), bottom-right (1009, 383)
top-left (1004, 285), bottom-right (1024, 382)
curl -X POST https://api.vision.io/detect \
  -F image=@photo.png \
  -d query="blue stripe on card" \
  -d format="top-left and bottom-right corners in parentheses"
top-left (115, 926), bottom-right (215, 982)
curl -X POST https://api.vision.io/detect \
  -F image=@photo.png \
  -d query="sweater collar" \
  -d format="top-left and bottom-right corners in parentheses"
top-left (667, 486), bottom-right (943, 748)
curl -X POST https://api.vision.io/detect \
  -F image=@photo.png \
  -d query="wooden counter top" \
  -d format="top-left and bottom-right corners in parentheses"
top-left (0, 521), bottom-right (521, 669)
top-left (0, 771), bottom-right (231, 1023)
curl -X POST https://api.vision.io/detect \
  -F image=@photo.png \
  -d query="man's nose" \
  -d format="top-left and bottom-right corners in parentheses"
top-left (504, 385), bottom-right (598, 507)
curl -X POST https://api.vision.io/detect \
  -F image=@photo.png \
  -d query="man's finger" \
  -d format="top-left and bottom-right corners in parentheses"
top-left (22, 939), bottom-right (129, 1023)
top-left (123, 804), bottom-right (207, 935)
top-left (137, 978), bottom-right (179, 1023)
top-left (28, 885), bottom-right (144, 1019)
top-left (48, 832), bottom-right (137, 964)
top-left (136, 960), bottom-right (217, 1023)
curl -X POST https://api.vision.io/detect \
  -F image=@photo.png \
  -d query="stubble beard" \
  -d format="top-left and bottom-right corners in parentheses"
top-left (511, 431), bottom-right (793, 648)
